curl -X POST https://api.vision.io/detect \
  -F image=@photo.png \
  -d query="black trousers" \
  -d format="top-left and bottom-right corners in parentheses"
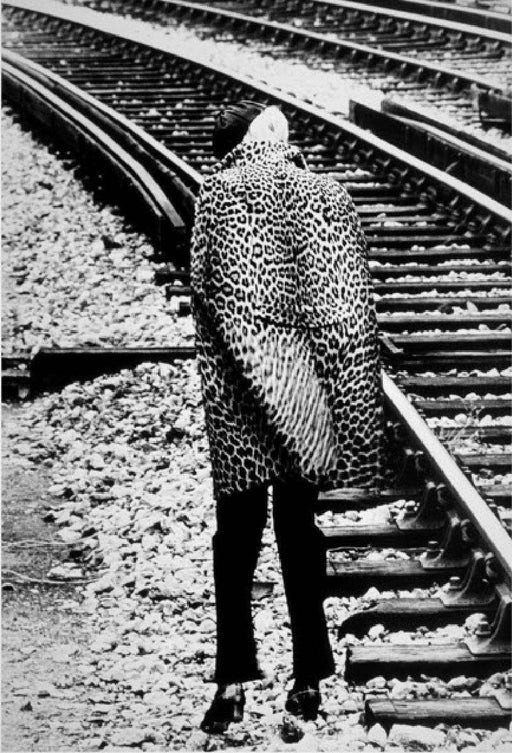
top-left (212, 479), bottom-right (335, 685)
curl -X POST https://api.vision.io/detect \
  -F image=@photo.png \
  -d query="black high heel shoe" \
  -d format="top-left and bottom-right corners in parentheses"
top-left (285, 681), bottom-right (321, 721)
top-left (200, 683), bottom-right (245, 734)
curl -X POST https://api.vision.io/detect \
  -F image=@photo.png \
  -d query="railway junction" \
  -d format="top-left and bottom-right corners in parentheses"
top-left (2, 0), bottom-right (512, 750)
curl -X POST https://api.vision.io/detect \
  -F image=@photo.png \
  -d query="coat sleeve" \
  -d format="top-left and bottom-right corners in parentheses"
top-left (191, 175), bottom-right (339, 477)
top-left (322, 179), bottom-right (379, 334)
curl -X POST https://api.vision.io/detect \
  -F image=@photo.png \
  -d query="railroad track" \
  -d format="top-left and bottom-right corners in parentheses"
top-left (342, 0), bottom-right (512, 33)
top-left (2, 0), bottom-right (511, 732)
top-left (61, 0), bottom-right (512, 158)
top-left (134, 0), bottom-right (512, 78)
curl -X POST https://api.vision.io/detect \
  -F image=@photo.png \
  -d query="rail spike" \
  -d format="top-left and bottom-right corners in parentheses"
top-left (419, 511), bottom-right (470, 570)
top-left (440, 549), bottom-right (496, 608)
top-left (465, 587), bottom-right (512, 656)
top-left (395, 481), bottom-right (445, 531)
top-left (485, 552), bottom-right (504, 585)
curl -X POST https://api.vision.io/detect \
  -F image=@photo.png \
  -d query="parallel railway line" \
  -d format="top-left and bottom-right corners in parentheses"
top-left (346, 0), bottom-right (512, 33)
top-left (150, 0), bottom-right (511, 68)
top-left (63, 0), bottom-right (512, 160)
top-left (2, 0), bottom-right (511, 732)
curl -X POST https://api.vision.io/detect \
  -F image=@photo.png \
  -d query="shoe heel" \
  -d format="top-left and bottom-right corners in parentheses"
top-left (232, 697), bottom-right (244, 723)
top-left (285, 688), bottom-right (321, 721)
top-left (200, 686), bottom-right (245, 734)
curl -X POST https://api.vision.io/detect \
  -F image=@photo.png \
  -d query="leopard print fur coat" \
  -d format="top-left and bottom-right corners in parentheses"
top-left (190, 140), bottom-right (387, 500)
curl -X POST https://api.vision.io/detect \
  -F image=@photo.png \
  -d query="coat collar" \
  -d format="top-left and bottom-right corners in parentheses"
top-left (213, 140), bottom-right (308, 172)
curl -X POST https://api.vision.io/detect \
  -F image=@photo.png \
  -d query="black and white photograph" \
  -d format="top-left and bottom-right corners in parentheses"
top-left (2, 0), bottom-right (512, 751)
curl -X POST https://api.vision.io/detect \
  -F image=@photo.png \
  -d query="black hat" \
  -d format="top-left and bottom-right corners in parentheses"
top-left (212, 100), bottom-right (266, 159)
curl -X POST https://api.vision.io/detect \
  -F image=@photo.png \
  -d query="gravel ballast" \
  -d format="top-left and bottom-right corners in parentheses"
top-left (2, 108), bottom-right (193, 355)
top-left (4, 360), bottom-right (511, 751)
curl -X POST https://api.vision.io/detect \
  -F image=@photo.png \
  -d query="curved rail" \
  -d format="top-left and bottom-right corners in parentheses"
top-left (352, 0), bottom-right (512, 33)
top-left (4, 1), bottom-right (511, 228)
top-left (2, 48), bottom-right (200, 227)
top-left (70, 0), bottom-right (511, 93)
top-left (2, 59), bottom-right (186, 253)
top-left (59, 0), bottom-right (512, 166)
top-left (185, 0), bottom-right (512, 43)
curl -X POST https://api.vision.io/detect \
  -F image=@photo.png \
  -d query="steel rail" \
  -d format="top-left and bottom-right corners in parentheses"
top-left (384, 371), bottom-right (512, 580)
top-left (4, 0), bottom-right (512, 232)
top-left (89, 0), bottom-right (512, 44)
top-left (2, 49), bottom-right (201, 225)
top-left (348, 94), bottom-right (512, 204)
top-left (1, 59), bottom-right (186, 252)
top-left (293, 0), bottom-right (511, 43)
top-left (350, 0), bottom-right (512, 33)
top-left (379, 95), bottom-right (512, 165)
top-left (6, 49), bottom-right (511, 244)
top-left (68, 0), bottom-right (512, 159)
top-left (53, 0), bottom-right (510, 95)
top-left (2, 16), bottom-right (511, 582)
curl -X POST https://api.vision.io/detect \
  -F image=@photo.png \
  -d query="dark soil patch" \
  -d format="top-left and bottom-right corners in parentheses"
top-left (2, 405), bottom-right (94, 752)
top-left (3, 411), bottom-right (67, 581)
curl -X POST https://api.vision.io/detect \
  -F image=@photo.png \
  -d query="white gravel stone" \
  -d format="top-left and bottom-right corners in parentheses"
top-left (362, 588), bottom-right (381, 601)
top-left (295, 732), bottom-right (321, 751)
top-left (366, 676), bottom-right (387, 690)
top-left (368, 624), bottom-right (386, 641)
top-left (388, 724), bottom-right (446, 749)
top-left (367, 723), bottom-right (387, 747)
top-left (447, 676), bottom-right (478, 692)
top-left (2, 109), bottom-right (192, 352)
top-left (390, 680), bottom-right (414, 700)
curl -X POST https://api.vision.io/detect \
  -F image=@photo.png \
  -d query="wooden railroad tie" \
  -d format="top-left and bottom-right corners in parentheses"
top-left (365, 697), bottom-right (512, 732)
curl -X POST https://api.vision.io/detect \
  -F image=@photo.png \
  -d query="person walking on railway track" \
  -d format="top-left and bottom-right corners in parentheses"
top-left (190, 101), bottom-right (387, 733)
